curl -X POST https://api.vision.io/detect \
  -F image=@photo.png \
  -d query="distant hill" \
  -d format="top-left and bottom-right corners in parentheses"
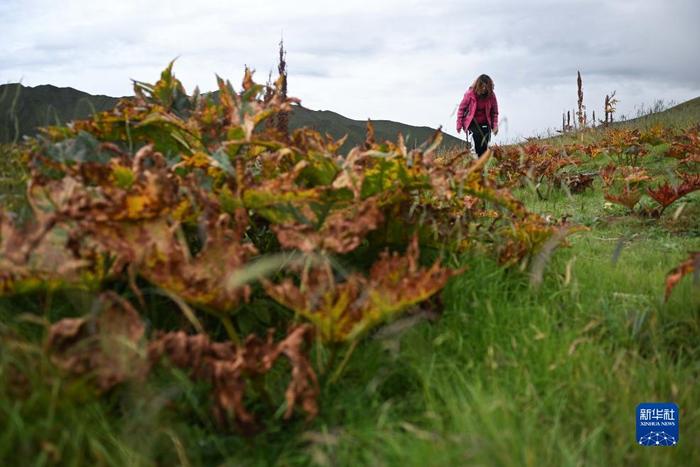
top-left (289, 106), bottom-right (458, 151)
top-left (0, 83), bottom-right (466, 151)
top-left (612, 96), bottom-right (700, 130)
top-left (0, 84), bottom-right (118, 144)
top-left (539, 96), bottom-right (700, 145)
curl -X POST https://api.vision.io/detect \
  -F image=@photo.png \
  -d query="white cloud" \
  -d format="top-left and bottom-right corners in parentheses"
top-left (1, 0), bottom-right (698, 142)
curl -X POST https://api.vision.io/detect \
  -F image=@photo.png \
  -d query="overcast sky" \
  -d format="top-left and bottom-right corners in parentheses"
top-left (2, 0), bottom-right (699, 142)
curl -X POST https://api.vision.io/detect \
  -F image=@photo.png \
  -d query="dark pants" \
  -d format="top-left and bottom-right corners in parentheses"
top-left (469, 121), bottom-right (491, 156)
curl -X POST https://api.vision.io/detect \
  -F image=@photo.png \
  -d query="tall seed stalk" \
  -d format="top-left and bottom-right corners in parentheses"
top-left (277, 39), bottom-right (289, 138)
top-left (605, 90), bottom-right (618, 124)
top-left (576, 71), bottom-right (586, 129)
top-left (264, 71), bottom-right (275, 130)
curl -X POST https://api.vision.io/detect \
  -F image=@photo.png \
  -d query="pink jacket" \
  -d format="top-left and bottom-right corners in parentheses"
top-left (456, 88), bottom-right (499, 133)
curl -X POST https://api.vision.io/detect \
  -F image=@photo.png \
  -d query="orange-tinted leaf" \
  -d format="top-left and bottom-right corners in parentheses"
top-left (604, 187), bottom-right (642, 210)
top-left (272, 197), bottom-right (384, 254)
top-left (665, 252), bottom-right (700, 301)
top-left (148, 324), bottom-right (318, 429)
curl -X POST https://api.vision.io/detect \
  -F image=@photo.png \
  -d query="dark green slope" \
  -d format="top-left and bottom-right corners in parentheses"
top-left (615, 96), bottom-right (700, 129)
top-left (0, 83), bottom-right (467, 151)
top-left (0, 84), bottom-right (119, 143)
top-left (289, 105), bottom-right (465, 150)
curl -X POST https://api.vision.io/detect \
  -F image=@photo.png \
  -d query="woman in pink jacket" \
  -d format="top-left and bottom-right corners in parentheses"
top-left (456, 74), bottom-right (499, 156)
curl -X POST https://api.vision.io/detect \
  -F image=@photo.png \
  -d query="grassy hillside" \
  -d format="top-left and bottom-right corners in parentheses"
top-left (616, 96), bottom-right (700, 130)
top-left (0, 83), bottom-right (467, 151)
top-left (538, 96), bottom-right (700, 145)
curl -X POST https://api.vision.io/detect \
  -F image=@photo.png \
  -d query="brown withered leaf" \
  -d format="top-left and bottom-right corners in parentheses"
top-left (622, 167), bottom-right (651, 185)
top-left (205, 67), bottom-right (298, 144)
top-left (598, 164), bottom-right (618, 187)
top-left (46, 292), bottom-right (145, 391)
top-left (264, 236), bottom-right (461, 342)
top-left (332, 147), bottom-right (368, 199)
top-left (0, 211), bottom-right (97, 295)
top-left (48, 296), bottom-right (318, 429)
top-left (272, 197), bottom-right (384, 254)
top-left (139, 213), bottom-right (258, 312)
top-left (667, 126), bottom-right (700, 161)
top-left (70, 199), bottom-right (257, 312)
top-left (28, 144), bottom-right (178, 224)
top-left (148, 324), bottom-right (318, 429)
top-left (647, 183), bottom-right (684, 209)
top-left (242, 160), bottom-right (325, 223)
top-left (604, 187), bottom-right (642, 210)
top-left (647, 174), bottom-right (700, 210)
top-left (496, 216), bottom-right (565, 265)
top-left (13, 145), bottom-right (180, 285)
top-left (563, 173), bottom-right (596, 193)
top-left (276, 325), bottom-right (319, 419)
top-left (290, 128), bottom-right (348, 156)
top-left (665, 252), bottom-right (700, 301)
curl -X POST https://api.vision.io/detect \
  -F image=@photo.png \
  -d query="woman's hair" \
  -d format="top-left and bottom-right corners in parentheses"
top-left (471, 74), bottom-right (494, 96)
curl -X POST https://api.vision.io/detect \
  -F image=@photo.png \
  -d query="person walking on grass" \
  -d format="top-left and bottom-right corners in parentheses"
top-left (456, 74), bottom-right (499, 157)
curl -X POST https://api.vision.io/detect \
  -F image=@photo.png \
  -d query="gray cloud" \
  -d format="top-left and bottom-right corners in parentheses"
top-left (1, 0), bottom-right (698, 141)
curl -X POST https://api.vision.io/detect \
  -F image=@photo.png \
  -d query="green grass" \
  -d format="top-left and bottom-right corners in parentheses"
top-left (0, 144), bottom-right (28, 214)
